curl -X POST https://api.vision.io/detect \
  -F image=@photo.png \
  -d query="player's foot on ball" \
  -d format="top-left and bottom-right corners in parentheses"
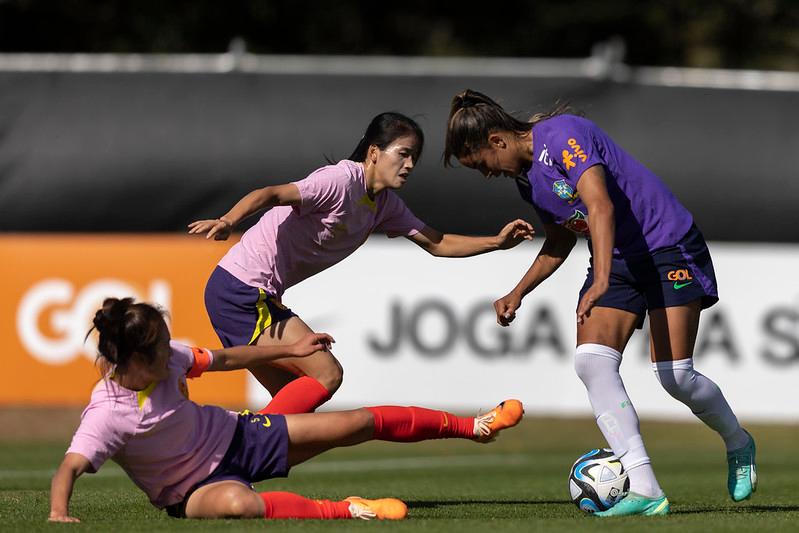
top-left (594, 492), bottom-right (670, 517)
top-left (474, 399), bottom-right (524, 442)
top-left (345, 497), bottom-right (408, 520)
top-left (727, 429), bottom-right (757, 502)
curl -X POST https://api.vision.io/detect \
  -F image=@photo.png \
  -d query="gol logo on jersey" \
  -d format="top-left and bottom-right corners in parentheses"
top-left (552, 179), bottom-right (578, 203)
top-left (561, 137), bottom-right (588, 171)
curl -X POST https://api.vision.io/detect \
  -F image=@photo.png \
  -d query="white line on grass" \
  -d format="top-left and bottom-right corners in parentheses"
top-left (0, 453), bottom-right (531, 480)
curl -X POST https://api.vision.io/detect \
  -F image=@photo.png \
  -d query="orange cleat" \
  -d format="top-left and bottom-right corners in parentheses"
top-left (345, 497), bottom-right (408, 520)
top-left (474, 399), bottom-right (524, 442)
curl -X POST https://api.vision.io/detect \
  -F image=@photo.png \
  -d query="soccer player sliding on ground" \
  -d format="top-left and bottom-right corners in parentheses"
top-left (188, 112), bottom-right (533, 416)
top-left (49, 298), bottom-right (523, 523)
top-left (443, 90), bottom-right (756, 517)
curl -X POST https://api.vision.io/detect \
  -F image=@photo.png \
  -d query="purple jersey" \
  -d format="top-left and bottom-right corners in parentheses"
top-left (519, 115), bottom-right (693, 256)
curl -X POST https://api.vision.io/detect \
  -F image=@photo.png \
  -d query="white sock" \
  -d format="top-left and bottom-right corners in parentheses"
top-left (652, 358), bottom-right (749, 451)
top-left (575, 343), bottom-right (663, 498)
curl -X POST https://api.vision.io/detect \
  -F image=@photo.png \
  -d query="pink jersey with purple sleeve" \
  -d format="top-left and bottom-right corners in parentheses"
top-left (66, 341), bottom-right (237, 509)
top-left (217, 159), bottom-right (426, 297)
top-left (520, 115), bottom-right (693, 256)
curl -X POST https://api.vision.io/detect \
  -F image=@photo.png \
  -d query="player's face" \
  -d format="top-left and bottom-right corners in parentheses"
top-left (459, 136), bottom-right (525, 179)
top-left (373, 135), bottom-right (420, 190)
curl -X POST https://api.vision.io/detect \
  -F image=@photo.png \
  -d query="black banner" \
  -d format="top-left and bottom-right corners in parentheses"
top-left (1, 70), bottom-right (796, 241)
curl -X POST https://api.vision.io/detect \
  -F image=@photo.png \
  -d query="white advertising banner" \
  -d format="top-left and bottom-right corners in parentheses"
top-left (251, 238), bottom-right (799, 423)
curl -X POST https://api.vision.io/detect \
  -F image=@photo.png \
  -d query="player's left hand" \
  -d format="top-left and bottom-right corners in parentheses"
top-left (576, 282), bottom-right (608, 325)
top-left (496, 219), bottom-right (535, 249)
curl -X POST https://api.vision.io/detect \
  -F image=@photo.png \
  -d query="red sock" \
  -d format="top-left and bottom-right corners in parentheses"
top-left (259, 491), bottom-right (351, 519)
top-left (258, 376), bottom-right (331, 414)
top-left (366, 406), bottom-right (475, 442)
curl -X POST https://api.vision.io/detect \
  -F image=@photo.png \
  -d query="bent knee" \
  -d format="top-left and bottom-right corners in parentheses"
top-left (312, 355), bottom-right (344, 393)
top-left (219, 488), bottom-right (263, 519)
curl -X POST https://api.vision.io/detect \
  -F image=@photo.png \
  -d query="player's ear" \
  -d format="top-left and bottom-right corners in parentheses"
top-left (488, 133), bottom-right (507, 149)
top-left (368, 144), bottom-right (379, 163)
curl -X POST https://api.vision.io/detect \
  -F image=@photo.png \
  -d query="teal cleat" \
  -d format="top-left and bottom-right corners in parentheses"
top-left (594, 492), bottom-right (670, 517)
top-left (727, 430), bottom-right (757, 502)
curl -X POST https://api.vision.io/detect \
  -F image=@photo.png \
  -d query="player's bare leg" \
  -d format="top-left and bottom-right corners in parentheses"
top-left (185, 480), bottom-right (265, 518)
top-left (184, 477), bottom-right (404, 520)
top-left (251, 316), bottom-right (343, 414)
top-left (649, 299), bottom-right (755, 501)
top-left (284, 403), bottom-right (523, 466)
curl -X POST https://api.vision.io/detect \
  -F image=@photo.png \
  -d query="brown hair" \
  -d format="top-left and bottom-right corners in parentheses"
top-left (444, 89), bottom-right (575, 167)
top-left (87, 297), bottom-right (166, 371)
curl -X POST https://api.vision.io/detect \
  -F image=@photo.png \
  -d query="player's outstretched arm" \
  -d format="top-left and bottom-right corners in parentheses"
top-left (208, 333), bottom-right (334, 371)
top-left (407, 219), bottom-right (534, 258)
top-left (188, 183), bottom-right (302, 240)
top-left (49, 453), bottom-right (92, 523)
top-left (495, 223), bottom-right (577, 326)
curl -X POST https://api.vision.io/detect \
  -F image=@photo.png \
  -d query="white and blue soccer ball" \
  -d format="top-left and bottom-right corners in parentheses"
top-left (568, 448), bottom-right (629, 513)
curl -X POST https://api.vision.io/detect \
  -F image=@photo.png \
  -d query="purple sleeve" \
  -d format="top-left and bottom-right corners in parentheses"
top-left (292, 166), bottom-right (345, 217)
top-left (549, 117), bottom-right (605, 187)
top-left (374, 192), bottom-right (427, 237)
top-left (66, 404), bottom-right (130, 472)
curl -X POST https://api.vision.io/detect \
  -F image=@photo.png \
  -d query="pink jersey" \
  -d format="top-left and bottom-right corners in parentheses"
top-left (218, 159), bottom-right (426, 296)
top-left (66, 342), bottom-right (237, 509)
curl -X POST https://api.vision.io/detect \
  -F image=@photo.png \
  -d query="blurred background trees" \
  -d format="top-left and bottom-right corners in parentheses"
top-left (1, 0), bottom-right (797, 70)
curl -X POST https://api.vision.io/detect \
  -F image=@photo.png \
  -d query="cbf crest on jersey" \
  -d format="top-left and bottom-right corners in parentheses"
top-left (552, 179), bottom-right (578, 204)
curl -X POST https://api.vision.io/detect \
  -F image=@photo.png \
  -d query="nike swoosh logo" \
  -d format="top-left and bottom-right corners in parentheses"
top-left (673, 281), bottom-right (693, 290)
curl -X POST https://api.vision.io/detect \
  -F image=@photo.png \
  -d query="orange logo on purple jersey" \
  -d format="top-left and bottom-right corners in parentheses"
top-left (562, 137), bottom-right (588, 172)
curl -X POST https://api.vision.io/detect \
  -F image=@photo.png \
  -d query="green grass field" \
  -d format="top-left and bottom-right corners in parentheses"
top-left (1, 413), bottom-right (797, 532)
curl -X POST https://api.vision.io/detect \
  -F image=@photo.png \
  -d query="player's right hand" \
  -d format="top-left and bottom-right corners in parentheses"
top-left (187, 218), bottom-right (233, 240)
top-left (494, 292), bottom-right (522, 327)
top-left (290, 333), bottom-right (335, 357)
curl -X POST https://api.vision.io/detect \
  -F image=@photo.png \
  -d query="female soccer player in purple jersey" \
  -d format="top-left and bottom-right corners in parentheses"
top-left (49, 297), bottom-right (523, 523)
top-left (443, 90), bottom-right (756, 517)
top-left (189, 112), bottom-right (533, 415)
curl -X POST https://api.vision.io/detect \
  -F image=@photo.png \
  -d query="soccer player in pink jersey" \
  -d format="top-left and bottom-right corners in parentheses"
top-left (188, 112), bottom-right (533, 415)
top-left (49, 298), bottom-right (524, 523)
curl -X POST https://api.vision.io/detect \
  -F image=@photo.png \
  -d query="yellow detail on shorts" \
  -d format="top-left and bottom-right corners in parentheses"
top-left (249, 289), bottom-right (273, 345)
top-left (262, 416), bottom-right (272, 428)
top-left (137, 381), bottom-right (158, 410)
top-left (239, 409), bottom-right (253, 416)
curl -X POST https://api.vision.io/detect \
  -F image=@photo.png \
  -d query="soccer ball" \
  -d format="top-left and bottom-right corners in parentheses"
top-left (568, 448), bottom-right (629, 513)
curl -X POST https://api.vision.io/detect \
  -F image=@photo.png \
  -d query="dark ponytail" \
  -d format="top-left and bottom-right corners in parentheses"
top-left (88, 297), bottom-right (166, 370)
top-left (444, 89), bottom-right (576, 167)
top-left (348, 112), bottom-right (425, 163)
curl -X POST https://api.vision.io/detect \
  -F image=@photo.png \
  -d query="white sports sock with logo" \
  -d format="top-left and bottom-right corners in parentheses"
top-left (575, 343), bottom-right (664, 499)
top-left (652, 358), bottom-right (749, 451)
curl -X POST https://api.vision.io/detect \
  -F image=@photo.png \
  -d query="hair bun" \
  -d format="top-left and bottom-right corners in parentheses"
top-left (92, 297), bottom-right (133, 334)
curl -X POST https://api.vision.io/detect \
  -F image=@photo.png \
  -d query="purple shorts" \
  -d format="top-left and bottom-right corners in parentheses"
top-left (204, 266), bottom-right (297, 348)
top-left (165, 412), bottom-right (290, 518)
top-left (580, 224), bottom-right (719, 328)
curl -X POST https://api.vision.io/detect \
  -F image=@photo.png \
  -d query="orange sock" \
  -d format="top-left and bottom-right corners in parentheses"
top-left (260, 491), bottom-right (351, 519)
top-left (258, 376), bottom-right (331, 414)
top-left (366, 406), bottom-right (475, 441)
